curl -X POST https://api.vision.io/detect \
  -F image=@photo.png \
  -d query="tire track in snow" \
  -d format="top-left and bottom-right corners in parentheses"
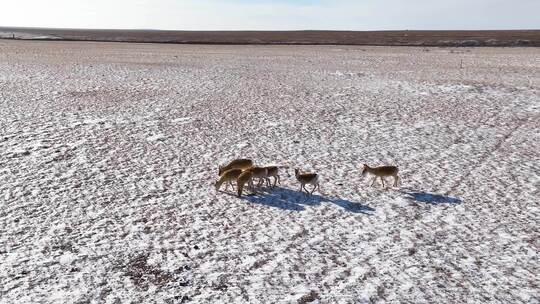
top-left (446, 118), bottom-right (529, 196)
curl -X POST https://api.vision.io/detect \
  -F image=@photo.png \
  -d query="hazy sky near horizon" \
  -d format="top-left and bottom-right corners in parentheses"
top-left (1, 0), bottom-right (538, 30)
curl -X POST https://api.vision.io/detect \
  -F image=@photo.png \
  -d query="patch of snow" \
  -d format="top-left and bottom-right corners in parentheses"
top-left (0, 43), bottom-right (537, 304)
top-left (146, 134), bottom-right (166, 142)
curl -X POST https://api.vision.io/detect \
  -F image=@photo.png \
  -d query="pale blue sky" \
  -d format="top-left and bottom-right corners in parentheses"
top-left (1, 0), bottom-right (538, 30)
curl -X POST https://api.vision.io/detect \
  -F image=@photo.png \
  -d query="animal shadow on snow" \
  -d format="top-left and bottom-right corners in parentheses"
top-left (400, 188), bottom-right (462, 205)
top-left (240, 186), bottom-right (375, 214)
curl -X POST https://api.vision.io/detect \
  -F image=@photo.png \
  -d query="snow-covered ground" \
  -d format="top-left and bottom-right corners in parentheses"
top-left (0, 31), bottom-right (61, 40)
top-left (0, 41), bottom-right (539, 303)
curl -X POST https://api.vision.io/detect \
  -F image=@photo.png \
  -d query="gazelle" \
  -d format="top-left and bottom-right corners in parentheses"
top-left (361, 164), bottom-right (400, 188)
top-left (237, 170), bottom-right (254, 197)
top-left (294, 168), bottom-right (320, 195)
top-left (215, 168), bottom-right (243, 192)
top-left (218, 159), bottom-right (253, 176)
top-left (262, 166), bottom-right (280, 187)
top-left (247, 166), bottom-right (270, 188)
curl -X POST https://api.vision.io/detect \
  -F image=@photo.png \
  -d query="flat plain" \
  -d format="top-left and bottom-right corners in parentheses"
top-left (0, 41), bottom-right (539, 303)
top-left (1, 28), bottom-right (539, 46)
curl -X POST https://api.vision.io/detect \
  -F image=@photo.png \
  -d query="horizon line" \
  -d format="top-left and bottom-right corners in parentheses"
top-left (2, 26), bottom-right (539, 32)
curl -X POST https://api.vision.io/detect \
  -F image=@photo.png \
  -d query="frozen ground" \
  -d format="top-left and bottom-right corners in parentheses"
top-left (0, 41), bottom-right (539, 303)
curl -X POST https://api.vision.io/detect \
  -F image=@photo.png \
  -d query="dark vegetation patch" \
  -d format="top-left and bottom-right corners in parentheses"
top-left (116, 253), bottom-right (180, 290)
top-left (1, 28), bottom-right (539, 47)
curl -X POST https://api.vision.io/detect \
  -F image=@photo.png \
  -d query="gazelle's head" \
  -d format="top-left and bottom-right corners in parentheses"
top-left (294, 168), bottom-right (300, 177)
top-left (361, 164), bottom-right (369, 177)
top-left (218, 165), bottom-right (224, 176)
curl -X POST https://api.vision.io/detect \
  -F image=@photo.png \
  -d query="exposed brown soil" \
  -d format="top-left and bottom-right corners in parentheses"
top-left (1, 27), bottom-right (539, 46)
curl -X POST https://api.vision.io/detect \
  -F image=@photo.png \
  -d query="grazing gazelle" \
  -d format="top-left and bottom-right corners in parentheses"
top-left (215, 168), bottom-right (243, 192)
top-left (361, 164), bottom-right (400, 188)
top-left (237, 170), bottom-right (254, 197)
top-left (218, 159), bottom-right (253, 176)
top-left (295, 168), bottom-right (320, 195)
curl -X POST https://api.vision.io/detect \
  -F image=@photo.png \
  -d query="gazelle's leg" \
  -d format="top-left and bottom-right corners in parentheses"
top-left (265, 177), bottom-right (271, 187)
top-left (394, 175), bottom-right (399, 187)
top-left (273, 176), bottom-right (277, 187)
top-left (237, 184), bottom-right (243, 197)
top-left (249, 178), bottom-right (256, 194)
top-left (370, 177), bottom-right (377, 187)
top-left (310, 184), bottom-right (317, 195)
top-left (380, 177), bottom-right (385, 188)
top-left (277, 175), bottom-right (281, 185)
top-left (225, 182), bottom-right (229, 191)
top-left (299, 184), bottom-right (303, 193)
top-left (303, 185), bottom-right (309, 194)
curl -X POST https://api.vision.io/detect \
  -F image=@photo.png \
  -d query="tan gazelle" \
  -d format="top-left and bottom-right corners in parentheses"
top-left (215, 168), bottom-right (243, 192)
top-left (361, 164), bottom-right (400, 188)
top-left (295, 168), bottom-right (320, 195)
top-left (247, 166), bottom-right (270, 187)
top-left (262, 166), bottom-right (280, 187)
top-left (236, 170), bottom-right (254, 197)
top-left (218, 159), bottom-right (253, 176)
